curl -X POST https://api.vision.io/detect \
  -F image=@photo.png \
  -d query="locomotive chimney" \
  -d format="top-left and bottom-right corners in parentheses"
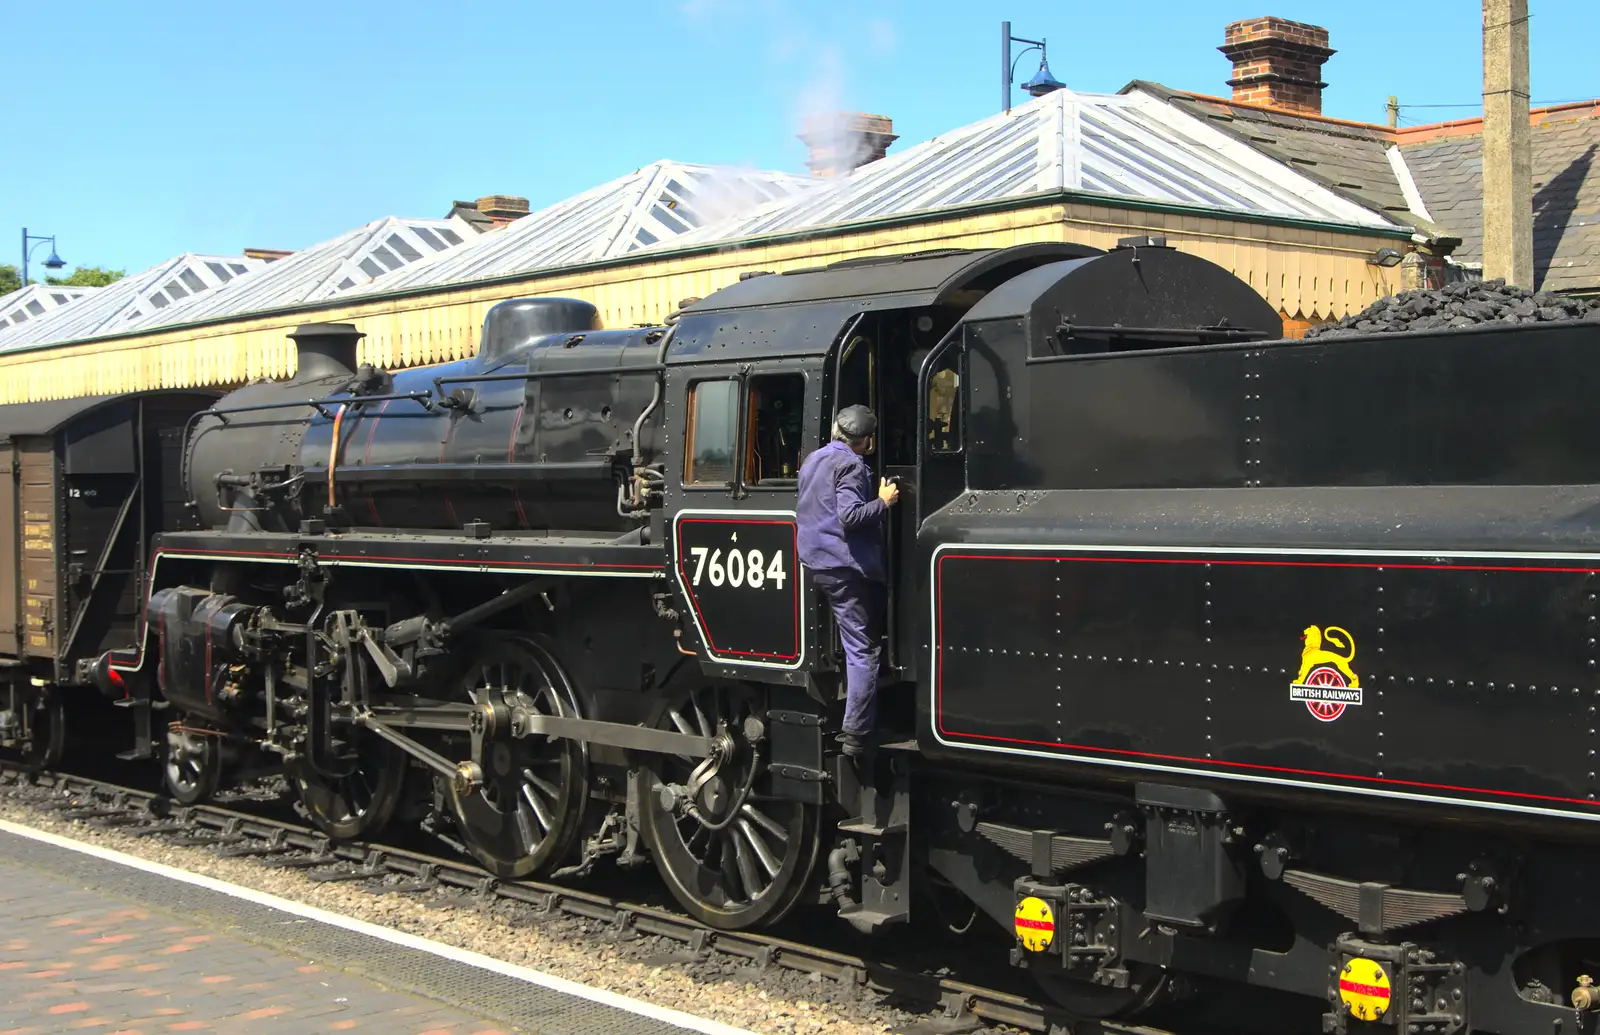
top-left (1219, 17), bottom-right (1334, 115)
top-left (288, 323), bottom-right (365, 380)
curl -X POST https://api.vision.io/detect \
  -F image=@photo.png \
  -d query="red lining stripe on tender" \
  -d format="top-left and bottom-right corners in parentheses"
top-left (934, 549), bottom-right (1599, 808)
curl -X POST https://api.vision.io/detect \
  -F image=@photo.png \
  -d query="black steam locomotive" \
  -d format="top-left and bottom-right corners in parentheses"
top-left (10, 238), bottom-right (1600, 1033)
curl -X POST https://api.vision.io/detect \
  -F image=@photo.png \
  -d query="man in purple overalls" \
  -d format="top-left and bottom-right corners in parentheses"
top-left (796, 405), bottom-right (899, 757)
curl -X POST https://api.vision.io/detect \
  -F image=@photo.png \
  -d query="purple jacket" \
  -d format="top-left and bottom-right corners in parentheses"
top-left (796, 440), bottom-right (887, 582)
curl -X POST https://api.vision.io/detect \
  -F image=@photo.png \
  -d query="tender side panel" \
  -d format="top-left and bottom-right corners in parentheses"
top-left (0, 442), bottom-right (17, 657)
top-left (18, 439), bottom-right (58, 660)
top-left (673, 512), bottom-right (804, 669)
top-left (931, 545), bottom-right (1598, 820)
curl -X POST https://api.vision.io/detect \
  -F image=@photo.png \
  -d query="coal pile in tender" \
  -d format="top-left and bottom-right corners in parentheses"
top-left (1305, 279), bottom-right (1599, 339)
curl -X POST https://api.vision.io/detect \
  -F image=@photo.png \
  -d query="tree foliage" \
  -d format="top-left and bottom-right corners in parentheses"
top-left (45, 266), bottom-right (124, 288)
top-left (0, 263), bottom-right (126, 296)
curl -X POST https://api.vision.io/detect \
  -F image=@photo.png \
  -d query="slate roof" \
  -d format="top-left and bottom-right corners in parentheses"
top-left (1126, 81), bottom-right (1423, 226)
top-left (1403, 109), bottom-right (1600, 292)
top-left (1130, 82), bottom-right (1600, 293)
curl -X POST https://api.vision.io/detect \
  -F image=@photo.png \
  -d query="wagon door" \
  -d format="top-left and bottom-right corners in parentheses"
top-left (0, 440), bottom-right (18, 657)
top-left (17, 438), bottom-right (58, 660)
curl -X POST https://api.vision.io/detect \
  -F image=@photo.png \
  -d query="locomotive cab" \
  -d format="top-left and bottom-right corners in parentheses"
top-left (661, 244), bottom-right (1104, 712)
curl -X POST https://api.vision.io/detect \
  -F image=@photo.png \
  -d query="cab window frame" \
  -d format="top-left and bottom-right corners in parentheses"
top-left (920, 339), bottom-right (965, 457)
top-left (682, 376), bottom-right (742, 489)
top-left (743, 370), bottom-right (808, 491)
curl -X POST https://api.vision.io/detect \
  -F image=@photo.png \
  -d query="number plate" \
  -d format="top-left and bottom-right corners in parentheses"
top-left (673, 510), bottom-right (804, 669)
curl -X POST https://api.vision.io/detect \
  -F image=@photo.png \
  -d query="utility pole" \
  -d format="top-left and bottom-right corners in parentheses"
top-left (1481, 0), bottom-right (1533, 287)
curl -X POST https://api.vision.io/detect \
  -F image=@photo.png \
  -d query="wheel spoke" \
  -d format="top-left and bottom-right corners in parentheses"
top-left (668, 707), bottom-right (696, 737)
top-left (736, 818), bottom-right (782, 879)
top-left (729, 829), bottom-right (764, 902)
top-left (514, 798), bottom-right (539, 848)
top-left (520, 779), bottom-right (553, 831)
top-left (739, 803), bottom-right (788, 844)
top-left (522, 768), bottom-right (561, 800)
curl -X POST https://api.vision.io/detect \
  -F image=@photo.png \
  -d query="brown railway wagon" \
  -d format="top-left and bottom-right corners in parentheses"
top-left (0, 389), bottom-right (218, 767)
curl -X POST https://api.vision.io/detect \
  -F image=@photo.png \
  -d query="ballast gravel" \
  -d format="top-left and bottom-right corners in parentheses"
top-left (0, 795), bottom-right (1004, 1035)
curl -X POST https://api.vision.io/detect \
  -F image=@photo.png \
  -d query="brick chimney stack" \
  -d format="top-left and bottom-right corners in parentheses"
top-left (797, 112), bottom-right (898, 178)
top-left (1219, 17), bottom-right (1335, 115)
top-left (475, 195), bottom-right (530, 228)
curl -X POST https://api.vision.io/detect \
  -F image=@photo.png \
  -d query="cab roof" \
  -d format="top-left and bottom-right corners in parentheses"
top-left (682, 243), bottom-right (1103, 314)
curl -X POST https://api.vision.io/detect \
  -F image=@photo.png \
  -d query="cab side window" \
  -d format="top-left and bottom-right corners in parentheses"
top-left (835, 333), bottom-right (876, 420)
top-left (684, 379), bottom-right (738, 485)
top-left (746, 373), bottom-right (805, 486)
top-left (927, 359), bottom-right (961, 454)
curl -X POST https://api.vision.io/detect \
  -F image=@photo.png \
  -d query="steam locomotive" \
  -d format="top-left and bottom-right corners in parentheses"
top-left (5, 237), bottom-right (1599, 1033)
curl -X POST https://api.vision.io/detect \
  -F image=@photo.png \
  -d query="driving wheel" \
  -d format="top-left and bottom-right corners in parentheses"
top-left (641, 684), bottom-right (822, 930)
top-left (447, 635), bottom-right (587, 879)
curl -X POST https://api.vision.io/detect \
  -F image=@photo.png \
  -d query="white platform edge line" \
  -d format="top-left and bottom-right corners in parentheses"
top-left (0, 819), bottom-right (756, 1035)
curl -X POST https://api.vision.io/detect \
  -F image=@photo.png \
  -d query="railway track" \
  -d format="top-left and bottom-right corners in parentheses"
top-left (0, 765), bottom-right (1184, 1035)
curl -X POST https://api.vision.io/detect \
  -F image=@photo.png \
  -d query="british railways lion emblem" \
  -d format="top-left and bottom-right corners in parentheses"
top-left (1289, 625), bottom-right (1362, 722)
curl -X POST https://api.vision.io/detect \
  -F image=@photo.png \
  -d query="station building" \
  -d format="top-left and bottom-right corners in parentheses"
top-left (0, 16), bottom-right (1593, 403)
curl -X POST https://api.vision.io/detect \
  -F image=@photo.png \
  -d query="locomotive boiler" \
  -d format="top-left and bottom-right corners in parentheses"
top-left (87, 237), bottom-right (1600, 1035)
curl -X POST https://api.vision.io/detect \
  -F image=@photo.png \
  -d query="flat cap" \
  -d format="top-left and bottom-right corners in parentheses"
top-left (835, 405), bottom-right (878, 439)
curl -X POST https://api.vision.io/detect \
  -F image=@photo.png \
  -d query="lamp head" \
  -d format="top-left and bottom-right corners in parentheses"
top-left (1022, 55), bottom-right (1066, 97)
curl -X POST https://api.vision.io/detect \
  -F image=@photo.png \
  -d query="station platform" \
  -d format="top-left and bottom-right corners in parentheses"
top-left (0, 821), bottom-right (748, 1035)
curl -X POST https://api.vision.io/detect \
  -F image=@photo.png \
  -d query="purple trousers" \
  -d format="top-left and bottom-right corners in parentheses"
top-left (811, 568), bottom-right (884, 736)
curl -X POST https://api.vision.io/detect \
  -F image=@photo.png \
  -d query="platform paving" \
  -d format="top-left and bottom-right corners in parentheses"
top-left (0, 825), bottom-right (730, 1034)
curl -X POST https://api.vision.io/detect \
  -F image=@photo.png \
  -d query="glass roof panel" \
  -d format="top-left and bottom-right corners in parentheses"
top-left (357, 161), bottom-right (816, 293)
top-left (0, 283), bottom-right (102, 333)
top-left (677, 89), bottom-right (1395, 247)
top-left (0, 254), bottom-right (264, 351)
top-left (108, 215), bottom-right (480, 332)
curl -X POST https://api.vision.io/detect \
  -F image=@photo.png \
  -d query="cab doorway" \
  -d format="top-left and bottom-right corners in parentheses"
top-left (827, 308), bottom-right (959, 685)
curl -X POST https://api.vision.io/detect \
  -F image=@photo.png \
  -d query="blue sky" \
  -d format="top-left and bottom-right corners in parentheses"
top-left (3, 0), bottom-right (1594, 278)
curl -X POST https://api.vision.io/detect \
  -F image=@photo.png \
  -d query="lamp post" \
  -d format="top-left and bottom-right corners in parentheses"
top-left (1001, 21), bottom-right (1067, 113)
top-left (20, 229), bottom-right (66, 288)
